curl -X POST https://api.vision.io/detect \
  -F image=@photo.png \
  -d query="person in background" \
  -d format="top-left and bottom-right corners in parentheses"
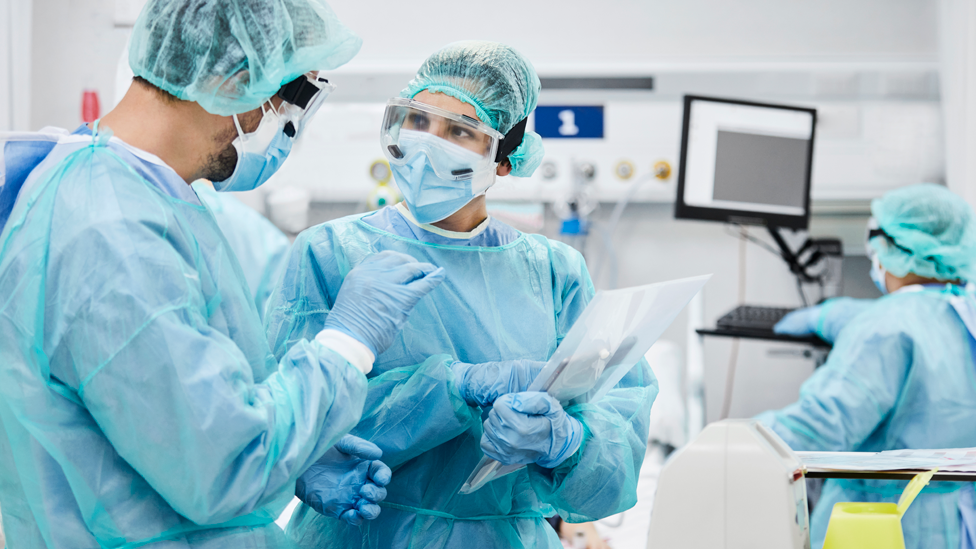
top-left (266, 40), bottom-right (657, 549)
top-left (758, 183), bottom-right (976, 549)
top-left (193, 181), bottom-right (291, 319)
top-left (0, 0), bottom-right (445, 547)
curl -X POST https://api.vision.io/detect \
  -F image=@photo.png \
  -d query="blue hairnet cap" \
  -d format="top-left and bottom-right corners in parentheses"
top-left (129, 0), bottom-right (362, 116)
top-left (870, 183), bottom-right (976, 282)
top-left (401, 41), bottom-right (545, 178)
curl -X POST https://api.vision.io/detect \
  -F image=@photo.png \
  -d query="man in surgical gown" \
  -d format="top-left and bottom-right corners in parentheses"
top-left (758, 183), bottom-right (976, 549)
top-left (0, 1), bottom-right (445, 547)
top-left (266, 41), bottom-right (659, 549)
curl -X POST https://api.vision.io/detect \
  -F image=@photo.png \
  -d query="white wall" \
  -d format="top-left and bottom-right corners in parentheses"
top-left (328, 0), bottom-right (937, 70)
top-left (940, 0), bottom-right (976, 209)
top-left (28, 0), bottom-right (939, 130)
top-left (29, 0), bottom-right (128, 130)
top-left (0, 0), bottom-right (32, 131)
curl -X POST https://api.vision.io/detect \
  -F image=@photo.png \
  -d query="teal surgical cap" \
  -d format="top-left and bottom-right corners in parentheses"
top-left (870, 183), bottom-right (976, 283)
top-left (129, 0), bottom-right (361, 116)
top-left (401, 41), bottom-right (545, 178)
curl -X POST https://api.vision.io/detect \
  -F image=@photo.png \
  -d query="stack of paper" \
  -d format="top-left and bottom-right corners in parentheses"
top-left (798, 449), bottom-right (976, 473)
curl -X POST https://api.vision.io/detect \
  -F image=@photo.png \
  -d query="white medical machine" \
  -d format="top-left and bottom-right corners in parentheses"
top-left (647, 419), bottom-right (810, 549)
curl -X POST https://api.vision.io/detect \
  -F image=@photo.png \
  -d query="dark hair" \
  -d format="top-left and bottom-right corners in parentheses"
top-left (133, 76), bottom-right (182, 104)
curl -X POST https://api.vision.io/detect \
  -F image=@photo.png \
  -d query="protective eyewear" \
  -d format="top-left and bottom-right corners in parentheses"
top-left (276, 71), bottom-right (336, 138)
top-left (866, 218), bottom-right (913, 256)
top-left (382, 98), bottom-right (530, 182)
top-left (381, 98), bottom-right (502, 182)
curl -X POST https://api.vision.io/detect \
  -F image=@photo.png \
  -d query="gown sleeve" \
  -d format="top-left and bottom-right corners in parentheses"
top-left (348, 356), bottom-right (482, 468)
top-left (265, 226), bottom-right (342, 360)
top-left (528, 242), bottom-right (660, 522)
top-left (756, 306), bottom-right (913, 452)
top-left (54, 157), bottom-right (368, 526)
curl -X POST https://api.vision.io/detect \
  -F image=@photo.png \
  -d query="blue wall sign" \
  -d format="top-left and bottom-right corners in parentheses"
top-left (534, 106), bottom-right (604, 139)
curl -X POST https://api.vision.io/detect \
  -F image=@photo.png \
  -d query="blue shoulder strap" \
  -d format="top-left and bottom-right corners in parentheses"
top-left (0, 130), bottom-right (66, 230)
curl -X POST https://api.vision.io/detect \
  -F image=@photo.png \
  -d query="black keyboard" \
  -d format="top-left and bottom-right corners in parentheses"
top-left (716, 305), bottom-right (794, 331)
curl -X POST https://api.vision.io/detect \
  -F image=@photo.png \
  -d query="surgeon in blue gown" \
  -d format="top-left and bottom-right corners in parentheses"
top-left (266, 41), bottom-right (658, 549)
top-left (0, 1), bottom-right (445, 547)
top-left (758, 183), bottom-right (976, 549)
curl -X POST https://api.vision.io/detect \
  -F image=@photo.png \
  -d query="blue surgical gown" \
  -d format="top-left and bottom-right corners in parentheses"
top-left (757, 285), bottom-right (976, 549)
top-left (266, 204), bottom-right (659, 549)
top-left (0, 127), bottom-right (368, 548)
top-left (193, 182), bottom-right (291, 320)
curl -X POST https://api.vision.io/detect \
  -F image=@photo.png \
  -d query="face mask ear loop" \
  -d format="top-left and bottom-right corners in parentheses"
top-left (232, 113), bottom-right (247, 144)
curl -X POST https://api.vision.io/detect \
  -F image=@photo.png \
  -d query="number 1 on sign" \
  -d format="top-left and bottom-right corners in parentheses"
top-left (558, 110), bottom-right (579, 136)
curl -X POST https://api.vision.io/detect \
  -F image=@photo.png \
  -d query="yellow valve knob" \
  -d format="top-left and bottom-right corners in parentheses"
top-left (369, 159), bottom-right (392, 184)
top-left (653, 160), bottom-right (671, 181)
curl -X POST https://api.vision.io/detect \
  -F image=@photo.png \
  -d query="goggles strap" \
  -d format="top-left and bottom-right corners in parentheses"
top-left (494, 117), bottom-right (528, 163)
top-left (868, 228), bottom-right (914, 255)
top-left (868, 227), bottom-right (952, 275)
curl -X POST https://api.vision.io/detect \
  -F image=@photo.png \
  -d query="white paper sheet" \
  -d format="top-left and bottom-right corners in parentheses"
top-left (460, 274), bottom-right (712, 494)
top-left (798, 449), bottom-right (976, 472)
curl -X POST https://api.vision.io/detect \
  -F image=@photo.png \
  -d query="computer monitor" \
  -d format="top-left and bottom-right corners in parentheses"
top-left (674, 95), bottom-right (817, 230)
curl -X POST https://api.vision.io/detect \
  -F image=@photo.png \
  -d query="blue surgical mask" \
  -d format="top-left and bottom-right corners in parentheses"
top-left (213, 105), bottom-right (293, 193)
top-left (870, 255), bottom-right (889, 295)
top-left (390, 130), bottom-right (493, 224)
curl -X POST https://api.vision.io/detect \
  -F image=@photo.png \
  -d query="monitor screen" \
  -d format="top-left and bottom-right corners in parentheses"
top-left (675, 95), bottom-right (816, 229)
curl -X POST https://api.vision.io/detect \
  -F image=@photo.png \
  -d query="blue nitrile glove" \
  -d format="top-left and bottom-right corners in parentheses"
top-left (325, 250), bottom-right (446, 355)
top-left (773, 297), bottom-right (875, 344)
top-left (481, 392), bottom-right (584, 469)
top-left (773, 307), bottom-right (821, 336)
top-left (451, 359), bottom-right (546, 407)
top-left (295, 435), bottom-right (392, 526)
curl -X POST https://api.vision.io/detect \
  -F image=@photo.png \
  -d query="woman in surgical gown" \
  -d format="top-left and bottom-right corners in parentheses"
top-left (266, 41), bottom-right (658, 549)
top-left (759, 183), bottom-right (976, 549)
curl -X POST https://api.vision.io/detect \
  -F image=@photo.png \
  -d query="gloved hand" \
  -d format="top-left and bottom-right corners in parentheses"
top-left (325, 250), bottom-right (445, 355)
top-left (773, 297), bottom-right (875, 344)
top-left (451, 359), bottom-right (546, 407)
top-left (773, 307), bottom-right (821, 336)
top-left (481, 392), bottom-right (584, 469)
top-left (296, 435), bottom-right (392, 526)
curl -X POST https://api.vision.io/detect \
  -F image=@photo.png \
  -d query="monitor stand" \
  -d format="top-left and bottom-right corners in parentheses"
top-left (699, 225), bottom-right (841, 350)
top-left (765, 226), bottom-right (841, 286)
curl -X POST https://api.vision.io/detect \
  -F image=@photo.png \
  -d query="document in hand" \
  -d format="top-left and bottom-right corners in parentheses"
top-left (459, 274), bottom-right (712, 494)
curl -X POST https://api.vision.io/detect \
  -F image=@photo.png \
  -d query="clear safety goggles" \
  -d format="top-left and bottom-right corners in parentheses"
top-left (865, 217), bottom-right (913, 258)
top-left (275, 71), bottom-right (336, 138)
top-left (381, 98), bottom-right (506, 181)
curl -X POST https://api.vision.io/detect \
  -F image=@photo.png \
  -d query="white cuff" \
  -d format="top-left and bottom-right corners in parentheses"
top-left (315, 329), bottom-right (374, 374)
